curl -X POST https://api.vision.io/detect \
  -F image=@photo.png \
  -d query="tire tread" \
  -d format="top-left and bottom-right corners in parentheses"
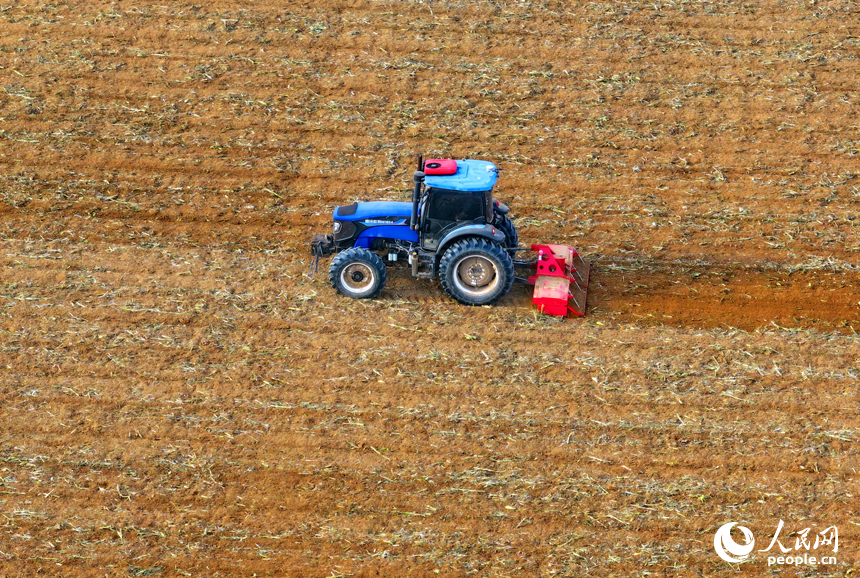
top-left (438, 238), bottom-right (514, 306)
top-left (329, 247), bottom-right (387, 299)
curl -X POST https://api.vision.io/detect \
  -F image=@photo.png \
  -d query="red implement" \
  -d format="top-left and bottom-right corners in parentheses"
top-left (529, 244), bottom-right (590, 317)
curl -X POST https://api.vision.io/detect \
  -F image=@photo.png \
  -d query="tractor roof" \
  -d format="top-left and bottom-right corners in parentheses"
top-left (424, 159), bottom-right (498, 192)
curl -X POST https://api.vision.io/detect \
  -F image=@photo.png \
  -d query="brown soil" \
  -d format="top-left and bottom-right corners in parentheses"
top-left (0, 1), bottom-right (858, 576)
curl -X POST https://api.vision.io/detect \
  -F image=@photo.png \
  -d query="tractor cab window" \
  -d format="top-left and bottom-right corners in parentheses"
top-left (428, 189), bottom-right (485, 222)
top-left (421, 188), bottom-right (488, 250)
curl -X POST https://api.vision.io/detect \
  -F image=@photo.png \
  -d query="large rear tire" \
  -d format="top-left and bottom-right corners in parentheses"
top-left (329, 248), bottom-right (387, 299)
top-left (439, 238), bottom-right (514, 306)
top-left (497, 215), bottom-right (518, 250)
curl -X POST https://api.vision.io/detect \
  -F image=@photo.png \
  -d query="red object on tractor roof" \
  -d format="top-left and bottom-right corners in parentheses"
top-left (529, 244), bottom-right (590, 317)
top-left (423, 158), bottom-right (458, 175)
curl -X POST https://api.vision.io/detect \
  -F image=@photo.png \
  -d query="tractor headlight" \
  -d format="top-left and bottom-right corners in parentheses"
top-left (332, 220), bottom-right (355, 241)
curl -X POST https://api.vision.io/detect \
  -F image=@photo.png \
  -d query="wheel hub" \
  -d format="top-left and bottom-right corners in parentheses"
top-left (342, 263), bottom-right (375, 292)
top-left (454, 255), bottom-right (498, 296)
top-left (460, 257), bottom-right (492, 286)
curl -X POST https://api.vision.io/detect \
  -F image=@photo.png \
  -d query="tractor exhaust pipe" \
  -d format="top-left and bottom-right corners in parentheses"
top-left (411, 169), bottom-right (424, 231)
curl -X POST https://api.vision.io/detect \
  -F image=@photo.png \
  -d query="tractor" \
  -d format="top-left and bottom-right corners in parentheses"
top-left (310, 157), bottom-right (589, 316)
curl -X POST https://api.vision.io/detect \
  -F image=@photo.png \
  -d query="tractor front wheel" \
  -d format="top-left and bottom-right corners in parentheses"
top-left (439, 238), bottom-right (514, 306)
top-left (329, 248), bottom-right (387, 299)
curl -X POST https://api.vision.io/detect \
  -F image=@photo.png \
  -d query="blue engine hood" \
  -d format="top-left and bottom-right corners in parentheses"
top-left (334, 201), bottom-right (412, 222)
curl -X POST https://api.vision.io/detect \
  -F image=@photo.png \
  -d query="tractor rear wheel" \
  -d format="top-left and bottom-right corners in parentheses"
top-left (439, 238), bottom-right (514, 306)
top-left (497, 215), bottom-right (518, 250)
top-left (329, 248), bottom-right (387, 299)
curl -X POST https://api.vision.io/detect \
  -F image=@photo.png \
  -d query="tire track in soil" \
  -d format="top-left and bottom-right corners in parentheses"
top-left (591, 262), bottom-right (860, 333)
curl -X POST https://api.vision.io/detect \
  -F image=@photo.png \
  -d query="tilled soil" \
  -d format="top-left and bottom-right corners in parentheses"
top-left (0, 1), bottom-right (858, 576)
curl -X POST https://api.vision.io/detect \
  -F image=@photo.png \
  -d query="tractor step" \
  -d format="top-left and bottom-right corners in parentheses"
top-left (526, 244), bottom-right (590, 317)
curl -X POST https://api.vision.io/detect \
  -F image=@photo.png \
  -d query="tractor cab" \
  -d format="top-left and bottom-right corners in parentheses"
top-left (416, 159), bottom-right (499, 251)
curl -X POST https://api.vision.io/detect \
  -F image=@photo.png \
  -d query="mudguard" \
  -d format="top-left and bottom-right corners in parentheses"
top-left (437, 223), bottom-right (506, 255)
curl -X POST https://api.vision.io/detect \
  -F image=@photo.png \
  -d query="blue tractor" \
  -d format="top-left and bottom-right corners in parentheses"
top-left (310, 157), bottom-right (521, 306)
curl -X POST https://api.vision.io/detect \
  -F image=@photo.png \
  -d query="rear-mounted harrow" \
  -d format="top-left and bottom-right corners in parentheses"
top-left (516, 244), bottom-right (591, 317)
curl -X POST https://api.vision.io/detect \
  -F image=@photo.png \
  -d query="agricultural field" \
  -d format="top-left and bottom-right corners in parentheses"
top-left (1, 0), bottom-right (859, 576)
